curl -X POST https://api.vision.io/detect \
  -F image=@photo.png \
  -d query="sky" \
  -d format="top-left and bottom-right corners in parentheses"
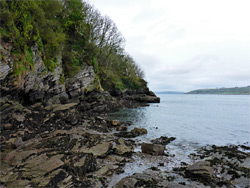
top-left (89, 0), bottom-right (250, 92)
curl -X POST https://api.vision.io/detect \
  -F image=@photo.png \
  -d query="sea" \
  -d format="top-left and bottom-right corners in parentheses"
top-left (108, 94), bottom-right (250, 186)
top-left (110, 94), bottom-right (250, 147)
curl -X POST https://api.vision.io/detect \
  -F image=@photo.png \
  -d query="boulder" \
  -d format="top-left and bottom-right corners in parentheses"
top-left (111, 120), bottom-right (120, 126)
top-left (141, 143), bottom-right (165, 155)
top-left (131, 127), bottom-right (148, 135)
top-left (185, 161), bottom-right (214, 184)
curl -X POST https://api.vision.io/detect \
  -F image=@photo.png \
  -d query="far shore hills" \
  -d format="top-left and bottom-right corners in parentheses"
top-left (186, 86), bottom-right (250, 95)
top-left (156, 86), bottom-right (250, 95)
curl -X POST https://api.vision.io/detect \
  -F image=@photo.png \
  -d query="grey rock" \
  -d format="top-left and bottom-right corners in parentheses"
top-left (115, 138), bottom-right (133, 156)
top-left (141, 143), bottom-right (165, 155)
top-left (14, 137), bottom-right (24, 148)
top-left (66, 66), bottom-right (100, 98)
top-left (113, 177), bottom-right (138, 188)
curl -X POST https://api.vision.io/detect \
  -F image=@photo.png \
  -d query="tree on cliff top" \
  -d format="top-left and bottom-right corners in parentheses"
top-left (0, 0), bottom-right (146, 90)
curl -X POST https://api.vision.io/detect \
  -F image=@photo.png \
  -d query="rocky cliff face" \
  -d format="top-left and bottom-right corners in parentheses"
top-left (0, 42), bottom-right (65, 104)
top-left (0, 41), bottom-right (103, 106)
top-left (0, 41), bottom-right (159, 109)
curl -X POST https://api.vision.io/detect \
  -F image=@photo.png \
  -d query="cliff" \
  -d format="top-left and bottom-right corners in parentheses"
top-left (0, 39), bottom-right (160, 188)
top-left (0, 40), bottom-right (159, 108)
top-left (0, 1), bottom-right (162, 187)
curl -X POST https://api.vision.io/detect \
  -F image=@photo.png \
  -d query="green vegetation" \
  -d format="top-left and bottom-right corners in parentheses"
top-left (0, 0), bottom-right (146, 90)
top-left (186, 86), bottom-right (250, 95)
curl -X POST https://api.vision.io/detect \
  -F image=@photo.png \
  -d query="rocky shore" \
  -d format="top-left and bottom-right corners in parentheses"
top-left (1, 93), bottom-right (249, 187)
top-left (1, 42), bottom-right (249, 187)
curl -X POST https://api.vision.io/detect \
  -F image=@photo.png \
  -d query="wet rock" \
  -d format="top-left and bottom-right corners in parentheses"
top-left (72, 153), bottom-right (97, 174)
top-left (141, 143), bottom-right (165, 155)
top-left (3, 150), bottom-right (38, 166)
top-left (116, 126), bottom-right (127, 131)
top-left (45, 103), bottom-right (78, 112)
top-left (14, 137), bottom-right (24, 148)
top-left (113, 173), bottom-right (157, 188)
top-left (87, 142), bottom-right (113, 157)
top-left (115, 138), bottom-right (133, 156)
top-left (114, 131), bottom-right (138, 138)
top-left (96, 164), bottom-right (119, 176)
top-left (151, 136), bottom-right (176, 145)
top-left (113, 177), bottom-right (138, 188)
top-left (22, 154), bottom-right (64, 178)
top-left (185, 161), bottom-right (214, 184)
top-left (131, 127), bottom-right (148, 135)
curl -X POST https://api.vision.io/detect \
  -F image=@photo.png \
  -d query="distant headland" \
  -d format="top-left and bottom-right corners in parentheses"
top-left (186, 86), bottom-right (250, 95)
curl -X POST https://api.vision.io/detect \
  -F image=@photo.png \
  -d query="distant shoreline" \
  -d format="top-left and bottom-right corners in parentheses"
top-left (185, 86), bottom-right (250, 95)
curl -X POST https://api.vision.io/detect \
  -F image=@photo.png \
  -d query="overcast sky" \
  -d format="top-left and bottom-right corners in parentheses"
top-left (90, 0), bottom-right (250, 92)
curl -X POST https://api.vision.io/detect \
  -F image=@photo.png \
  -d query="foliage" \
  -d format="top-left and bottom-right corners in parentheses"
top-left (186, 86), bottom-right (250, 95)
top-left (0, 0), bottom-right (147, 90)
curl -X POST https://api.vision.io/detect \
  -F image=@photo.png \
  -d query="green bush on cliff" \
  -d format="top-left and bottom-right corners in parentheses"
top-left (0, 0), bottom-right (147, 91)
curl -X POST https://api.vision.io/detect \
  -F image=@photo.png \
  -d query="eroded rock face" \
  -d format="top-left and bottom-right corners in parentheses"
top-left (141, 143), bottom-right (165, 155)
top-left (0, 43), bottom-right (65, 104)
top-left (66, 66), bottom-right (101, 98)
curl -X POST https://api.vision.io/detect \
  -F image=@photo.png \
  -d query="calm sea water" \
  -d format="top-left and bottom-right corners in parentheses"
top-left (110, 94), bottom-right (250, 147)
top-left (108, 94), bottom-right (250, 186)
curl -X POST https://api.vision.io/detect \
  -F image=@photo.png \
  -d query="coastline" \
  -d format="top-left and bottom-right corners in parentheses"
top-left (1, 92), bottom-right (249, 187)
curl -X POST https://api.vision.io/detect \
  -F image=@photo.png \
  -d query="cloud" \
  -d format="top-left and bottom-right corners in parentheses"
top-left (90, 0), bottom-right (250, 91)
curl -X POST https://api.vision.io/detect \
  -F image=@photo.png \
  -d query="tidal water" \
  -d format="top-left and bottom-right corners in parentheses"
top-left (111, 94), bottom-right (250, 148)
top-left (108, 94), bottom-right (250, 187)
